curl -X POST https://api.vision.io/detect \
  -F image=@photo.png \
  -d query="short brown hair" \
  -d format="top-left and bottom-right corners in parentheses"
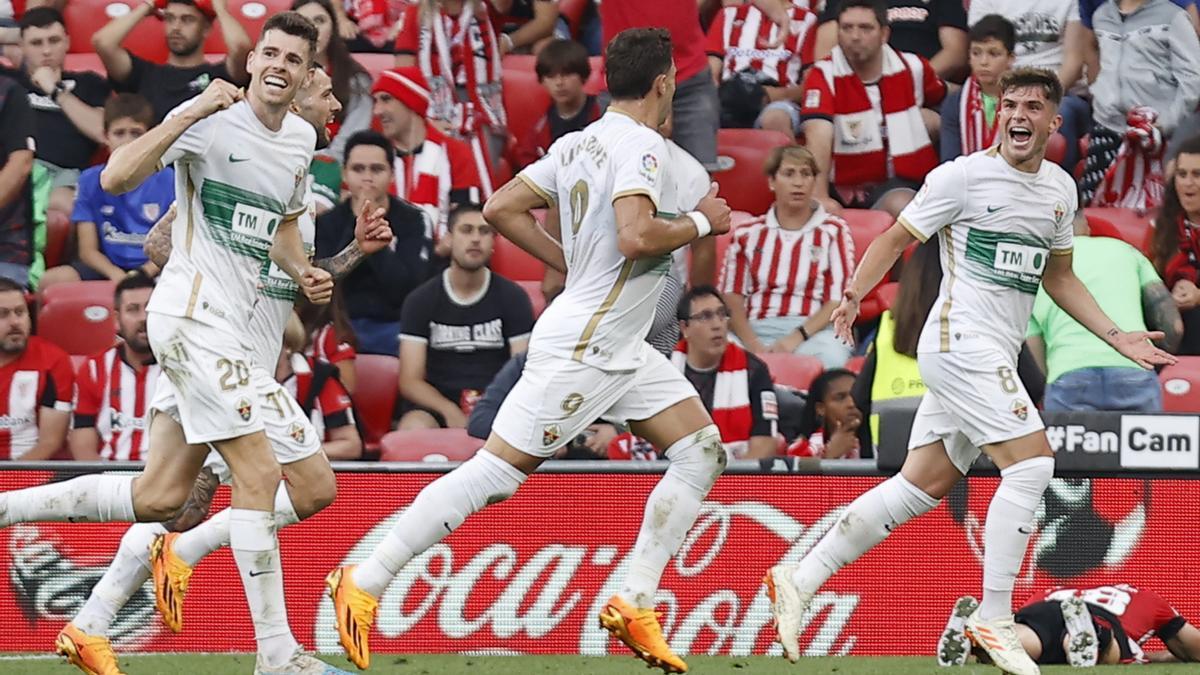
top-left (103, 94), bottom-right (154, 131)
top-left (998, 67), bottom-right (1063, 107)
top-left (764, 145), bottom-right (818, 176)
top-left (260, 10), bottom-right (319, 63)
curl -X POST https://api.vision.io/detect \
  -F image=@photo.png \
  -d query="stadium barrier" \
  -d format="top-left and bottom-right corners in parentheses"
top-left (0, 462), bottom-right (1195, 658)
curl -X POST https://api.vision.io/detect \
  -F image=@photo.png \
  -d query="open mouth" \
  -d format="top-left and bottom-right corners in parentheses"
top-left (1008, 125), bottom-right (1033, 147)
top-left (264, 75), bottom-right (288, 91)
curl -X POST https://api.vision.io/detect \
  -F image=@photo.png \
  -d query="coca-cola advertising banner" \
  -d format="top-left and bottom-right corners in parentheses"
top-left (0, 470), bottom-right (1196, 657)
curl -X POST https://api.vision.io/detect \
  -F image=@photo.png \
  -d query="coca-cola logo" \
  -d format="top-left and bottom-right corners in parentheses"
top-left (8, 524), bottom-right (158, 647)
top-left (314, 500), bottom-right (862, 657)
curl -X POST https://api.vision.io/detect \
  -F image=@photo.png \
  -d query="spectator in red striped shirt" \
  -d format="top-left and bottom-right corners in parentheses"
top-left (705, 0), bottom-right (820, 136)
top-left (70, 274), bottom-right (157, 461)
top-left (799, 0), bottom-right (946, 217)
top-left (371, 67), bottom-right (484, 250)
top-left (0, 276), bottom-right (72, 459)
top-left (297, 294), bottom-right (358, 394)
top-left (720, 145), bottom-right (856, 368)
top-left (511, 39), bottom-right (601, 170)
top-left (278, 311), bottom-right (362, 460)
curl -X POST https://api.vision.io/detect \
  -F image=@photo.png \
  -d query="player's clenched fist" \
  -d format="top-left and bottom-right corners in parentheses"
top-left (300, 267), bottom-right (334, 304)
top-left (697, 182), bottom-right (732, 236)
top-left (190, 80), bottom-right (244, 118)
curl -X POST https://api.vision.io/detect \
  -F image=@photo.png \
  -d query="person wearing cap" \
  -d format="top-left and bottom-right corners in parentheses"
top-left (91, 0), bottom-right (251, 122)
top-left (371, 66), bottom-right (484, 252)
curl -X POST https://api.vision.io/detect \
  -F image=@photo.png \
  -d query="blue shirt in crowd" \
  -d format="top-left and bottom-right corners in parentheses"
top-left (71, 164), bottom-right (174, 271)
top-left (1081, 0), bottom-right (1197, 28)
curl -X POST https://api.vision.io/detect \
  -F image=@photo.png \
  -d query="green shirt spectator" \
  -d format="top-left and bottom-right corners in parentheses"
top-left (1027, 233), bottom-right (1182, 411)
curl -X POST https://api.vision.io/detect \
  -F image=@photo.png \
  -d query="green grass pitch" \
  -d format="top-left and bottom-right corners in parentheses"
top-left (0, 654), bottom-right (1193, 674)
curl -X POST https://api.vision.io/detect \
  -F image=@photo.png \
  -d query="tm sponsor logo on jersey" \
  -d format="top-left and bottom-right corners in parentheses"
top-left (1119, 414), bottom-right (1199, 469)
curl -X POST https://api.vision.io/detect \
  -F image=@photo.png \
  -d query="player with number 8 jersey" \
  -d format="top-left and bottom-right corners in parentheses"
top-left (760, 67), bottom-right (1176, 675)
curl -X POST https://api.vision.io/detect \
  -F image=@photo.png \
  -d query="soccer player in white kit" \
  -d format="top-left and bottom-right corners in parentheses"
top-left (0, 14), bottom-right (350, 675)
top-left (326, 28), bottom-right (732, 674)
top-left (761, 67), bottom-right (1175, 675)
top-left (52, 67), bottom-right (391, 675)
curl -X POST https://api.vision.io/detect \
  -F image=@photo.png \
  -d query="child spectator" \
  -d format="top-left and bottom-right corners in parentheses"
top-left (297, 292), bottom-right (358, 394)
top-left (40, 94), bottom-right (170, 289)
top-left (512, 39), bottom-right (600, 169)
top-left (278, 311), bottom-right (362, 460)
top-left (787, 368), bottom-right (866, 459)
top-left (940, 14), bottom-right (1015, 161)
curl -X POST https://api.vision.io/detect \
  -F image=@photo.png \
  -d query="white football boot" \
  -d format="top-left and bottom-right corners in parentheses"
top-left (937, 595), bottom-right (979, 666)
top-left (1061, 594), bottom-right (1099, 668)
top-left (966, 610), bottom-right (1040, 675)
top-left (762, 564), bottom-right (815, 663)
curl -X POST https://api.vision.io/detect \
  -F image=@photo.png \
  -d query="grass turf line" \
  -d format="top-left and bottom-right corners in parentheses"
top-left (2, 655), bottom-right (1193, 674)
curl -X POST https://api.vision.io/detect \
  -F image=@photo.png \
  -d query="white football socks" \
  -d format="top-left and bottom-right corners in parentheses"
top-left (620, 425), bottom-right (726, 609)
top-left (229, 508), bottom-right (298, 667)
top-left (978, 456), bottom-right (1054, 621)
top-left (73, 523), bottom-right (164, 636)
top-left (792, 474), bottom-right (939, 595)
top-left (173, 483), bottom-right (300, 566)
top-left (0, 474), bottom-right (135, 527)
top-left (352, 450), bottom-right (526, 598)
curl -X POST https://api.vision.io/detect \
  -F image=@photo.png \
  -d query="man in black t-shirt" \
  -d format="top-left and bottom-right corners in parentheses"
top-left (0, 74), bottom-right (35, 286)
top-left (397, 203), bottom-right (534, 431)
top-left (674, 285), bottom-right (778, 459)
top-left (817, 0), bottom-right (968, 81)
top-left (92, 0), bottom-right (250, 122)
top-left (0, 8), bottom-right (109, 218)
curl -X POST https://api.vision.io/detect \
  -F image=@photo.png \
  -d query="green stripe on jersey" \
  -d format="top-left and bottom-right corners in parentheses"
top-left (963, 228), bottom-right (1052, 295)
top-left (199, 179), bottom-right (287, 260)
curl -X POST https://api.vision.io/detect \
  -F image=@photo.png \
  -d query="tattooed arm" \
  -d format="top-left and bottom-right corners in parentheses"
top-left (314, 199), bottom-right (392, 281)
top-left (313, 240), bottom-right (368, 280)
top-left (143, 203), bottom-right (177, 267)
top-left (1142, 280), bottom-right (1184, 353)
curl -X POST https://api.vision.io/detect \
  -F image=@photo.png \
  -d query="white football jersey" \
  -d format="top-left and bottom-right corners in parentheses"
top-left (663, 139), bottom-right (711, 283)
top-left (148, 99), bottom-right (315, 334)
top-left (247, 185), bottom-right (318, 370)
top-left (899, 148), bottom-right (1077, 357)
top-left (519, 111), bottom-right (675, 371)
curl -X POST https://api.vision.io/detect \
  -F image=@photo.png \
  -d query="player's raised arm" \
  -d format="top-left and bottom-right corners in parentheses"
top-left (101, 80), bottom-right (242, 194)
top-left (483, 177), bottom-right (568, 274)
top-left (613, 182), bottom-right (731, 260)
top-left (1041, 251), bottom-right (1177, 369)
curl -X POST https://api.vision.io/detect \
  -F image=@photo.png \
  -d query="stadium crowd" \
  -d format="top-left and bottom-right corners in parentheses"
top-left (0, 0), bottom-right (1197, 464)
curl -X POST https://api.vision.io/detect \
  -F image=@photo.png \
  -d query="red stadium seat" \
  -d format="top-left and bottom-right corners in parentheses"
top-left (712, 129), bottom-right (793, 214)
top-left (583, 56), bottom-right (605, 95)
top-left (41, 280), bottom-right (117, 308)
top-left (379, 428), bottom-right (482, 462)
top-left (1085, 213), bottom-right (1123, 242)
top-left (491, 235), bottom-right (545, 282)
top-left (37, 297), bottom-right (116, 355)
top-left (352, 354), bottom-right (399, 453)
top-left (64, 53), bottom-right (107, 76)
top-left (43, 209), bottom-right (72, 269)
top-left (844, 355), bottom-right (865, 374)
top-left (1045, 133), bottom-right (1066, 167)
top-left (516, 280), bottom-right (546, 318)
top-left (1160, 357), bottom-right (1200, 413)
top-left (64, 0), bottom-right (168, 61)
top-left (353, 53), bottom-right (394, 83)
top-left (558, 0), bottom-right (589, 36)
top-left (858, 280), bottom-right (899, 323)
top-left (756, 352), bottom-right (824, 391)
top-left (705, 210), bottom-right (757, 275)
top-left (1083, 207), bottom-right (1155, 254)
top-left (841, 209), bottom-right (893, 263)
top-left (502, 55), bottom-right (552, 146)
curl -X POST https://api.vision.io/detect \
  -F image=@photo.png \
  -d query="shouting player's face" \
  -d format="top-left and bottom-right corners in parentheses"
top-left (0, 291), bottom-right (30, 355)
top-left (116, 287), bottom-right (152, 354)
top-left (248, 29), bottom-right (313, 109)
top-left (448, 212), bottom-right (494, 272)
top-left (1174, 152), bottom-right (1200, 218)
top-left (998, 85), bottom-right (1062, 169)
top-left (293, 68), bottom-right (342, 149)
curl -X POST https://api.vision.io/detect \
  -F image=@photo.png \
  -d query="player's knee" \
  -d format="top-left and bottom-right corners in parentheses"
top-left (292, 471), bottom-right (337, 519)
top-left (666, 424), bottom-right (726, 491)
top-left (133, 480), bottom-right (191, 522)
top-left (232, 460), bottom-right (283, 501)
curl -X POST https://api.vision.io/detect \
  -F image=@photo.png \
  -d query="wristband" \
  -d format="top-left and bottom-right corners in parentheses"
top-left (688, 210), bottom-right (712, 238)
top-left (798, 326), bottom-right (809, 340)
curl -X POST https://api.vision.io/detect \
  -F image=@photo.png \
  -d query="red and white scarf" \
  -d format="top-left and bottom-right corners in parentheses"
top-left (417, 0), bottom-right (506, 134)
top-left (351, 0), bottom-right (406, 49)
top-left (670, 340), bottom-right (753, 445)
top-left (959, 75), bottom-right (998, 155)
top-left (819, 44), bottom-right (936, 187)
top-left (1090, 106), bottom-right (1164, 213)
